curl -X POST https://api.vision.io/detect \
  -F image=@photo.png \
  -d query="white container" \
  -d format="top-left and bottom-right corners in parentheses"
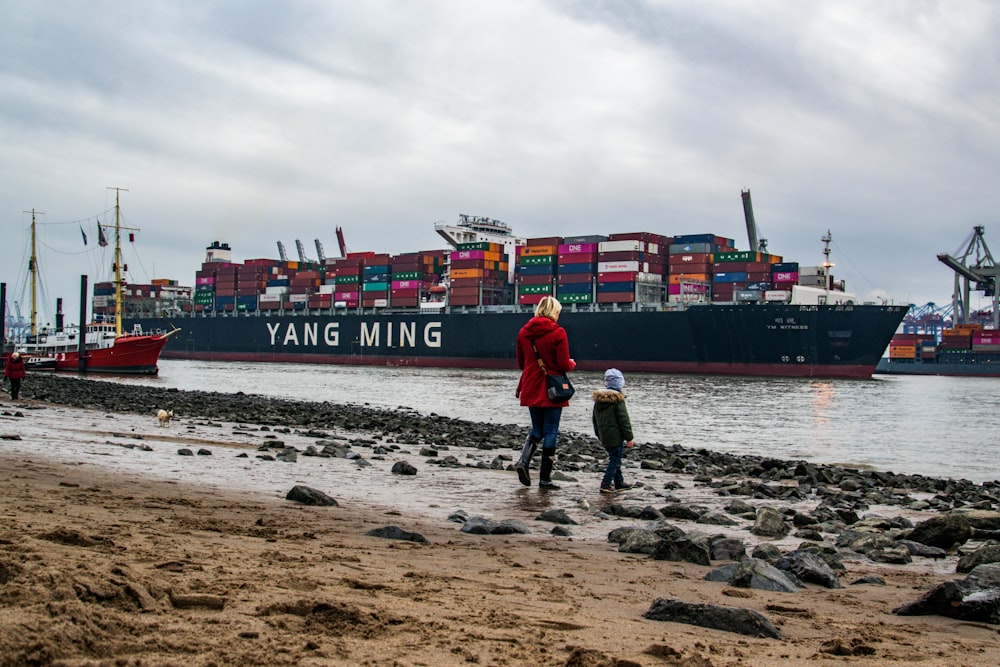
top-left (598, 240), bottom-right (643, 253)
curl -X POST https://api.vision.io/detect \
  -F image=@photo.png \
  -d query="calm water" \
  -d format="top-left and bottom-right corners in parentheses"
top-left (93, 360), bottom-right (999, 484)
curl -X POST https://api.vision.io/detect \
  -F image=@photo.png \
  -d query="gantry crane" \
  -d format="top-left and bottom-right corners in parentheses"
top-left (937, 226), bottom-right (1000, 329)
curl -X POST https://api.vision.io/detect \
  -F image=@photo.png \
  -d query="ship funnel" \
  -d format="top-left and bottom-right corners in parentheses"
top-left (55, 297), bottom-right (64, 332)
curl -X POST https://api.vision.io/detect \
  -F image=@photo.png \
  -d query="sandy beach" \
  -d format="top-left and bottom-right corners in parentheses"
top-left (1, 384), bottom-right (999, 666)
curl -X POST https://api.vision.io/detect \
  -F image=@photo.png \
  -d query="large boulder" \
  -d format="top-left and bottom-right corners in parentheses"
top-left (906, 514), bottom-right (973, 550)
top-left (894, 563), bottom-right (1000, 624)
top-left (643, 597), bottom-right (781, 638)
top-left (751, 507), bottom-right (790, 538)
top-left (775, 551), bottom-right (841, 589)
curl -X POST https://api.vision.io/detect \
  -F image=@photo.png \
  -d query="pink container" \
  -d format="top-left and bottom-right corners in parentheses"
top-left (772, 271), bottom-right (799, 283)
top-left (450, 250), bottom-right (485, 261)
top-left (391, 280), bottom-right (421, 290)
top-left (973, 332), bottom-right (1000, 346)
top-left (334, 290), bottom-right (359, 301)
top-left (196, 276), bottom-right (215, 286)
top-left (558, 243), bottom-right (597, 255)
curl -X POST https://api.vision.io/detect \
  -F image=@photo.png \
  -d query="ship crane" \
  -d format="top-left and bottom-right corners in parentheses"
top-left (314, 240), bottom-right (326, 263)
top-left (740, 189), bottom-right (768, 253)
top-left (276, 241), bottom-right (288, 263)
top-left (937, 225), bottom-right (1000, 329)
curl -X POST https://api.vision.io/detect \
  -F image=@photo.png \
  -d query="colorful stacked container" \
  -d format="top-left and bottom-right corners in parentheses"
top-left (450, 242), bottom-right (511, 306)
top-left (516, 237), bottom-right (560, 306)
top-left (555, 236), bottom-right (603, 304)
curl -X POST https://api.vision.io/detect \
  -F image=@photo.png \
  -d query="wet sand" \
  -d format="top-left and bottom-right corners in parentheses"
top-left (1, 396), bottom-right (999, 666)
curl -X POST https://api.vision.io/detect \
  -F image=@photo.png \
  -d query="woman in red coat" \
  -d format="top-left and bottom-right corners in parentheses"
top-left (4, 351), bottom-right (27, 400)
top-left (514, 296), bottom-right (576, 489)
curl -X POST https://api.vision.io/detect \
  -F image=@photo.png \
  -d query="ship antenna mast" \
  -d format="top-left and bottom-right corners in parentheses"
top-left (821, 230), bottom-right (834, 300)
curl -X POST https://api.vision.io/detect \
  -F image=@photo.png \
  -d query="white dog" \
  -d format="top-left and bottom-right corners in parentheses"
top-left (157, 409), bottom-right (174, 427)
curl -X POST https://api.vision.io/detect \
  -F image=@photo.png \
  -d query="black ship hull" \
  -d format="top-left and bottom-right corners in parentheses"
top-left (129, 303), bottom-right (905, 378)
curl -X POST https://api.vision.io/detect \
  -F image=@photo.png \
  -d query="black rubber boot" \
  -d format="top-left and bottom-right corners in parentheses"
top-left (539, 450), bottom-right (560, 489)
top-left (515, 435), bottom-right (539, 486)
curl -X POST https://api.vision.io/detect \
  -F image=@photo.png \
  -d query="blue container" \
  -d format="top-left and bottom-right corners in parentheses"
top-left (672, 233), bottom-right (715, 244)
top-left (517, 264), bottom-right (556, 276)
top-left (363, 273), bottom-right (389, 283)
top-left (597, 281), bottom-right (635, 293)
top-left (363, 264), bottom-right (390, 275)
top-left (557, 262), bottom-right (597, 274)
top-left (772, 262), bottom-right (799, 272)
top-left (713, 272), bottom-right (748, 283)
top-left (266, 278), bottom-right (290, 287)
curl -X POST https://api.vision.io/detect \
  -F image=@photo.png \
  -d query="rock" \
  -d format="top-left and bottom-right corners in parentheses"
top-left (551, 526), bottom-right (573, 537)
top-left (643, 597), bottom-right (781, 638)
top-left (618, 529), bottom-right (665, 555)
top-left (728, 558), bottom-right (800, 593)
top-left (957, 543), bottom-right (1000, 573)
top-left (650, 534), bottom-right (711, 566)
top-left (460, 517), bottom-right (530, 535)
top-left (419, 447), bottom-right (438, 457)
top-left (894, 578), bottom-right (1000, 624)
top-left (710, 537), bottom-right (746, 562)
top-left (535, 509), bottom-right (577, 525)
top-left (365, 525), bottom-right (428, 543)
top-left (775, 551), bottom-right (841, 589)
top-left (196, 448), bottom-right (212, 456)
top-left (696, 510), bottom-right (738, 526)
top-left (275, 448), bottom-right (297, 462)
top-left (751, 507), bottom-right (790, 538)
top-left (850, 575), bottom-right (887, 586)
top-left (906, 514), bottom-right (973, 550)
top-left (659, 503), bottom-right (705, 521)
top-left (391, 461), bottom-right (418, 475)
top-left (285, 485), bottom-right (338, 506)
top-left (751, 543), bottom-right (783, 562)
top-left (177, 448), bottom-right (193, 456)
top-left (724, 499), bottom-right (756, 517)
top-left (868, 546), bottom-right (912, 564)
top-left (896, 539), bottom-right (947, 559)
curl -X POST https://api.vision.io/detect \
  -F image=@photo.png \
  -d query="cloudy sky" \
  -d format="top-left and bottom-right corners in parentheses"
top-left (3, 0), bottom-right (999, 325)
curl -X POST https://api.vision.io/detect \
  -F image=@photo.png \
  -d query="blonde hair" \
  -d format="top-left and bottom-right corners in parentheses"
top-left (534, 295), bottom-right (562, 320)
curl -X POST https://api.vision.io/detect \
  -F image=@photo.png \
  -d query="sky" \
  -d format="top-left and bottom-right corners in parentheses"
top-left (3, 0), bottom-right (999, 326)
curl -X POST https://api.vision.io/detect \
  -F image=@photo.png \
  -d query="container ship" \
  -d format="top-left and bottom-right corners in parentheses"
top-left (876, 225), bottom-right (1000, 377)
top-left (109, 196), bottom-right (905, 379)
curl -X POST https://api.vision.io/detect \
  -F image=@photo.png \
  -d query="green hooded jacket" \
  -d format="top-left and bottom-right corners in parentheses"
top-left (592, 388), bottom-right (634, 450)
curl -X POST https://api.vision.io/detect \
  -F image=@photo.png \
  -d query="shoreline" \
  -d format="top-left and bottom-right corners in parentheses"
top-left (1, 378), bottom-right (999, 664)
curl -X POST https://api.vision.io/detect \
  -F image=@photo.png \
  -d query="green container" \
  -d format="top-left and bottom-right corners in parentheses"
top-left (392, 271), bottom-right (423, 280)
top-left (335, 275), bottom-right (360, 284)
top-left (557, 293), bottom-right (592, 304)
top-left (518, 284), bottom-right (553, 295)
top-left (456, 241), bottom-right (493, 251)
top-left (714, 251), bottom-right (757, 262)
top-left (519, 254), bottom-right (554, 266)
top-left (362, 281), bottom-right (389, 292)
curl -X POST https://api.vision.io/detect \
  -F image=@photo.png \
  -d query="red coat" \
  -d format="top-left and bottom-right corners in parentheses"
top-left (516, 315), bottom-right (576, 407)
top-left (3, 356), bottom-right (26, 380)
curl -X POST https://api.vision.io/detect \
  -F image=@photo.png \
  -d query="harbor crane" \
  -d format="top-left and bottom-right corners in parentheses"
top-left (937, 225), bottom-right (1000, 329)
top-left (276, 241), bottom-right (288, 263)
top-left (336, 226), bottom-right (347, 258)
top-left (294, 239), bottom-right (314, 263)
top-left (314, 240), bottom-right (326, 263)
top-left (741, 189), bottom-right (768, 254)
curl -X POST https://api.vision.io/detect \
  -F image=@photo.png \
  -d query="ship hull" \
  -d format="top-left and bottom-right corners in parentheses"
top-left (129, 303), bottom-right (905, 379)
top-left (19, 335), bottom-right (172, 375)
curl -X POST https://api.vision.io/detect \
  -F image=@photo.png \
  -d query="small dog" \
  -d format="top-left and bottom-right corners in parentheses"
top-left (157, 409), bottom-right (174, 427)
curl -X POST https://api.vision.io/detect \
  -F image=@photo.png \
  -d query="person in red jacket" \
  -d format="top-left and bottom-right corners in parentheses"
top-left (514, 296), bottom-right (576, 489)
top-left (3, 351), bottom-right (27, 400)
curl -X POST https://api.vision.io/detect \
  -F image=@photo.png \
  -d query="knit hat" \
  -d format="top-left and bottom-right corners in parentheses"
top-left (604, 368), bottom-right (625, 390)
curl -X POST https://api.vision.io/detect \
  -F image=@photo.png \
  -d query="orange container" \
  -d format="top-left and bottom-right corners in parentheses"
top-left (450, 268), bottom-right (485, 279)
top-left (520, 245), bottom-right (557, 256)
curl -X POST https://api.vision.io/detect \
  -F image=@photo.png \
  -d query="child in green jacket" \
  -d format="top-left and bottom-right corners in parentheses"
top-left (592, 368), bottom-right (634, 493)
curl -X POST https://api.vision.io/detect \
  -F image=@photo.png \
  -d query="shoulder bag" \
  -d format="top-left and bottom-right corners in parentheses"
top-left (531, 340), bottom-right (575, 402)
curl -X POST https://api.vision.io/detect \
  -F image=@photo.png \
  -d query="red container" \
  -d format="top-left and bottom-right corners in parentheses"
top-left (449, 295), bottom-right (483, 306)
top-left (392, 296), bottom-right (420, 307)
top-left (669, 252), bottom-right (713, 265)
top-left (391, 288), bottom-right (420, 298)
top-left (517, 274), bottom-right (556, 285)
top-left (448, 286), bottom-right (481, 297)
top-left (667, 263), bottom-right (713, 275)
top-left (557, 273), bottom-right (595, 285)
top-left (526, 236), bottom-right (563, 246)
top-left (597, 292), bottom-right (636, 303)
top-left (598, 250), bottom-right (645, 262)
top-left (558, 252), bottom-right (598, 264)
top-left (518, 294), bottom-right (545, 305)
top-left (598, 271), bottom-right (639, 282)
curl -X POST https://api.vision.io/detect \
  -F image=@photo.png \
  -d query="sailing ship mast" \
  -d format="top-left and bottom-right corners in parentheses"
top-left (107, 187), bottom-right (135, 337)
top-left (28, 209), bottom-right (38, 336)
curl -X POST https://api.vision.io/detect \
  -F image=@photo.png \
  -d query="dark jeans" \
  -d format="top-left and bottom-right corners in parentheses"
top-left (601, 443), bottom-right (625, 489)
top-left (527, 406), bottom-right (562, 453)
top-left (9, 378), bottom-right (22, 400)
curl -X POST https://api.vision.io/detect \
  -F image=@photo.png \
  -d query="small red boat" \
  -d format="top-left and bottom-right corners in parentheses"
top-left (3, 190), bottom-right (179, 375)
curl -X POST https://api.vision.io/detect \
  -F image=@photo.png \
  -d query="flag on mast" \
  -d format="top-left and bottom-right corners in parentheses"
top-left (80, 224), bottom-right (88, 245)
top-left (98, 222), bottom-right (108, 247)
